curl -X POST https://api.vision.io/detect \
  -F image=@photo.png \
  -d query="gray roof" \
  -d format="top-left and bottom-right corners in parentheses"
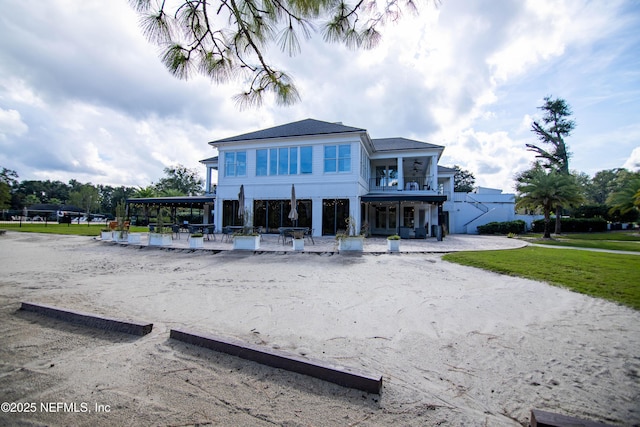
top-left (371, 137), bottom-right (443, 152)
top-left (209, 119), bottom-right (366, 144)
top-left (200, 156), bottom-right (218, 163)
top-left (438, 165), bottom-right (456, 174)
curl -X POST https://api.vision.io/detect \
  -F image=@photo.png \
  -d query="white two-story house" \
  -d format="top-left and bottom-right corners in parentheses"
top-left (201, 119), bottom-right (455, 237)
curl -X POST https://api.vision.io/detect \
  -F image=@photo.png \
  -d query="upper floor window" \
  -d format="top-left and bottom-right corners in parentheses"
top-left (300, 146), bottom-right (312, 174)
top-left (256, 146), bottom-right (311, 176)
top-left (324, 144), bottom-right (351, 173)
top-left (224, 151), bottom-right (246, 177)
top-left (256, 149), bottom-right (268, 176)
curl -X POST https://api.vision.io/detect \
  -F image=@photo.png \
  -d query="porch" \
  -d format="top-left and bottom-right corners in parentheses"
top-left (103, 232), bottom-right (527, 253)
top-left (361, 194), bottom-right (447, 237)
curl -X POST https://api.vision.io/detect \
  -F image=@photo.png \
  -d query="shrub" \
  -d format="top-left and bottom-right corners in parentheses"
top-left (531, 217), bottom-right (608, 233)
top-left (477, 220), bottom-right (526, 235)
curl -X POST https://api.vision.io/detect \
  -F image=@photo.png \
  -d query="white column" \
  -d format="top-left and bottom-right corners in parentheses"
top-left (312, 197), bottom-right (323, 236)
top-left (205, 166), bottom-right (212, 194)
top-left (397, 157), bottom-right (404, 190)
top-left (431, 156), bottom-right (438, 191)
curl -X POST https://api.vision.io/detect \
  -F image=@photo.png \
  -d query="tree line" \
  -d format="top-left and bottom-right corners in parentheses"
top-left (516, 96), bottom-right (639, 237)
top-left (0, 165), bottom-right (203, 219)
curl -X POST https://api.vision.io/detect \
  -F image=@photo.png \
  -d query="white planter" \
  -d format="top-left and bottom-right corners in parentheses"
top-left (387, 239), bottom-right (400, 252)
top-left (113, 231), bottom-right (128, 243)
top-left (100, 231), bottom-right (112, 241)
top-left (149, 233), bottom-right (173, 246)
top-left (127, 233), bottom-right (141, 244)
top-left (233, 235), bottom-right (260, 250)
top-left (189, 236), bottom-right (204, 249)
top-left (338, 236), bottom-right (364, 252)
top-left (292, 238), bottom-right (304, 251)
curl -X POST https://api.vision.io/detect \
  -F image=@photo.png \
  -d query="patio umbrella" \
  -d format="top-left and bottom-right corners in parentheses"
top-left (237, 184), bottom-right (245, 221)
top-left (288, 184), bottom-right (298, 224)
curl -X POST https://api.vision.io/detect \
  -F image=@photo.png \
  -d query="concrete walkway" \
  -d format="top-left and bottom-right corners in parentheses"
top-left (104, 232), bottom-right (528, 253)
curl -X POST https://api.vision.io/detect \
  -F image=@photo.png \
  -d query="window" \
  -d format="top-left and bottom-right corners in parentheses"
top-left (256, 149), bottom-right (268, 176)
top-left (224, 151), bottom-right (246, 177)
top-left (338, 145), bottom-right (351, 172)
top-left (289, 147), bottom-right (298, 174)
top-left (300, 146), bottom-right (312, 174)
top-left (322, 199), bottom-right (350, 235)
top-left (324, 146), bottom-right (336, 173)
top-left (257, 146), bottom-right (308, 176)
top-left (324, 144), bottom-right (351, 173)
top-left (278, 147), bottom-right (289, 175)
top-left (269, 148), bottom-right (278, 175)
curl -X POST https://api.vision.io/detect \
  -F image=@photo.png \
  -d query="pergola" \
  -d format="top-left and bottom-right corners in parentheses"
top-left (126, 196), bottom-right (215, 226)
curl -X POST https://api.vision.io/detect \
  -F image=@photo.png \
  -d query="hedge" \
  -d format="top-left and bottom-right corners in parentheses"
top-left (531, 217), bottom-right (608, 233)
top-left (477, 220), bottom-right (526, 235)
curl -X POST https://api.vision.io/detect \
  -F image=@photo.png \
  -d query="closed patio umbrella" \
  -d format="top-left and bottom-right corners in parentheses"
top-left (288, 184), bottom-right (298, 224)
top-left (238, 184), bottom-right (245, 221)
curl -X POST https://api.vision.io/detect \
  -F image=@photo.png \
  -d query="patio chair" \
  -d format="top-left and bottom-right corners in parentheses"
top-left (171, 224), bottom-right (181, 239)
top-left (221, 226), bottom-right (232, 242)
top-left (256, 226), bottom-right (265, 241)
top-left (205, 225), bottom-right (216, 241)
top-left (399, 227), bottom-right (411, 239)
top-left (414, 227), bottom-right (427, 239)
top-left (281, 228), bottom-right (293, 245)
top-left (304, 228), bottom-right (315, 244)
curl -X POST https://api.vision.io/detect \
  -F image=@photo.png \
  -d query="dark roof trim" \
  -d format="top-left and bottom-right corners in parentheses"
top-left (361, 194), bottom-right (447, 203)
top-left (126, 196), bottom-right (215, 207)
top-left (209, 119), bottom-right (366, 144)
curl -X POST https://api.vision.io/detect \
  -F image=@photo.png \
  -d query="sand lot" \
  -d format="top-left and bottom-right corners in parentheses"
top-left (0, 232), bottom-right (638, 426)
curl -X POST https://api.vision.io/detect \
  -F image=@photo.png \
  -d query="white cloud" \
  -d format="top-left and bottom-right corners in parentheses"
top-left (0, 108), bottom-right (28, 140)
top-left (623, 147), bottom-right (640, 171)
top-left (0, 0), bottom-right (638, 196)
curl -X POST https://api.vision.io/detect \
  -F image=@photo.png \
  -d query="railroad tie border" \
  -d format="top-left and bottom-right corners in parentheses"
top-left (530, 409), bottom-right (615, 427)
top-left (19, 302), bottom-right (153, 336)
top-left (170, 328), bottom-right (382, 394)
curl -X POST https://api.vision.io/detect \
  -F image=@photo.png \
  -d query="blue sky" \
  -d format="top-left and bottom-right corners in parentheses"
top-left (0, 0), bottom-right (638, 192)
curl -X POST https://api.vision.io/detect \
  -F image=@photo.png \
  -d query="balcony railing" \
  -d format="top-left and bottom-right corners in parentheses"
top-left (369, 177), bottom-right (434, 192)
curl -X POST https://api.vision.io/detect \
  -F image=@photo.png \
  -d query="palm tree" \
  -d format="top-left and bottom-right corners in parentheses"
top-left (516, 166), bottom-right (584, 238)
top-left (133, 186), bottom-right (157, 198)
top-left (607, 173), bottom-right (640, 217)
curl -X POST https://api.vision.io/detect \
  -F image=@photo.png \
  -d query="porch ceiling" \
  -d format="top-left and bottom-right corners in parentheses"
top-left (126, 196), bottom-right (215, 208)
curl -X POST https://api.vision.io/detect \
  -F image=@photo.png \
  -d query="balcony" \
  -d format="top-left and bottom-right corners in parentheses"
top-left (369, 177), bottom-right (435, 192)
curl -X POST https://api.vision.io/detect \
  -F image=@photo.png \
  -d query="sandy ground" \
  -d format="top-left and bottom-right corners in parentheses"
top-left (0, 232), bottom-right (638, 427)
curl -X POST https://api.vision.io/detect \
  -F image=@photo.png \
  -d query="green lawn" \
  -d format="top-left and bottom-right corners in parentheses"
top-left (0, 223), bottom-right (147, 236)
top-left (532, 239), bottom-right (640, 252)
top-left (556, 231), bottom-right (640, 241)
top-left (521, 231), bottom-right (640, 252)
top-left (443, 246), bottom-right (640, 310)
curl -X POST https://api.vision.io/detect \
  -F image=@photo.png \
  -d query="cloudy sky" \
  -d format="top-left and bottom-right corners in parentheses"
top-left (1, 0), bottom-right (639, 192)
